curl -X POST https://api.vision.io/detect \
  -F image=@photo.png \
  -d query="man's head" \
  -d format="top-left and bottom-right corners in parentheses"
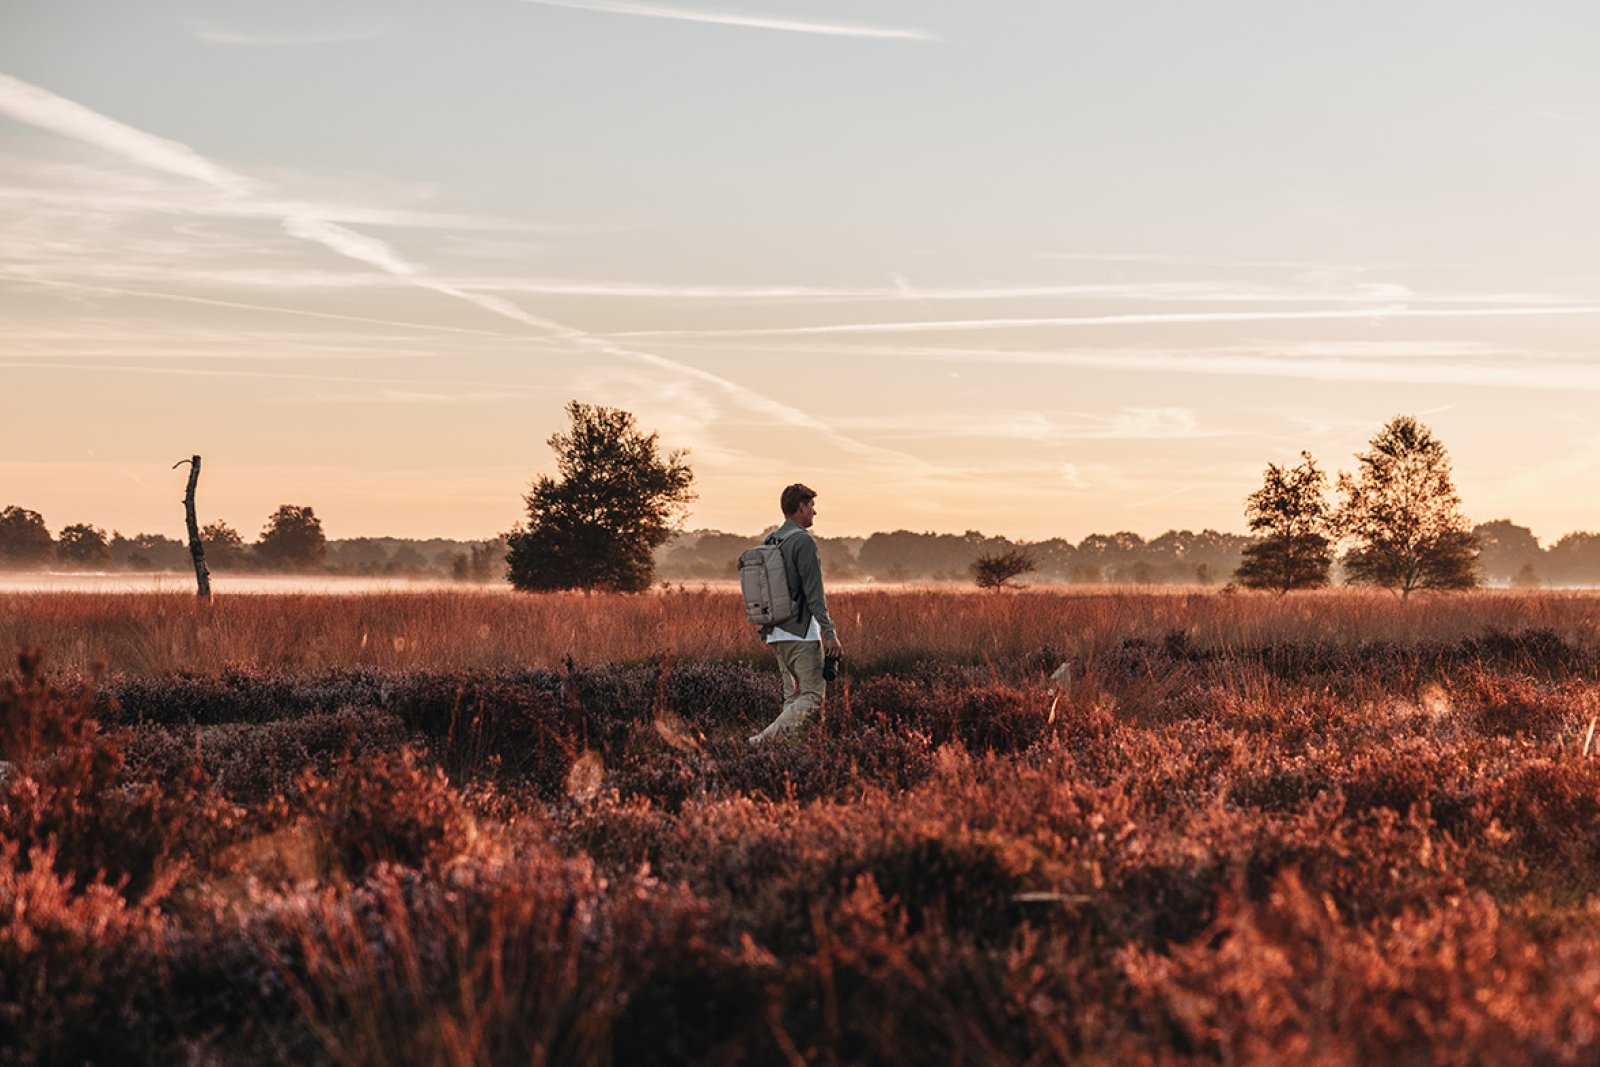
top-left (781, 483), bottom-right (818, 528)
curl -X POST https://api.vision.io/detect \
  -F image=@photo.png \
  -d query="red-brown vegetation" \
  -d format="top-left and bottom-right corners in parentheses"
top-left (3, 590), bottom-right (1600, 1063)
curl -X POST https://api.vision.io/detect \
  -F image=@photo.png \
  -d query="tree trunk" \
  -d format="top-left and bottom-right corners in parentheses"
top-left (175, 455), bottom-right (211, 599)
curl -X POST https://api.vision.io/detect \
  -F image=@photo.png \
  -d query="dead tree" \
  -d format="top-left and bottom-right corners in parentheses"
top-left (173, 455), bottom-right (211, 599)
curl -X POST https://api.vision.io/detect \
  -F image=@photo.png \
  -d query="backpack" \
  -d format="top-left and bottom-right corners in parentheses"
top-left (738, 528), bottom-right (801, 626)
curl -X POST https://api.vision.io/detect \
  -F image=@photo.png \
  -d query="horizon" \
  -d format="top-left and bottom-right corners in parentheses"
top-left (4, 511), bottom-right (1595, 557)
top-left (5, 2), bottom-right (1598, 543)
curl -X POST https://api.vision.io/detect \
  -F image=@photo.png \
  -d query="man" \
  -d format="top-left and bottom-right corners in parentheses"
top-left (750, 483), bottom-right (844, 743)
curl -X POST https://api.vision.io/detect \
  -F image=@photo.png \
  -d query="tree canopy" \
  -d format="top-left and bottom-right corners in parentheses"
top-left (1336, 416), bottom-right (1478, 597)
top-left (971, 548), bottom-right (1036, 590)
top-left (256, 505), bottom-right (327, 571)
top-left (56, 523), bottom-right (111, 567)
top-left (201, 521), bottom-right (247, 570)
top-left (0, 506), bottom-right (54, 568)
top-left (1472, 520), bottom-right (1542, 585)
top-left (506, 402), bottom-right (695, 592)
top-left (1234, 452), bottom-right (1333, 593)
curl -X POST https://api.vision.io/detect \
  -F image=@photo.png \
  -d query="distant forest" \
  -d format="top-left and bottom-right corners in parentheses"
top-left (4, 529), bottom-right (507, 582)
top-left (657, 520), bottom-right (1600, 589)
top-left (4, 505), bottom-right (1599, 587)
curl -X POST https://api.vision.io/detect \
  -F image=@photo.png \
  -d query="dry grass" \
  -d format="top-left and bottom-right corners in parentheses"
top-left (6, 587), bottom-right (1600, 676)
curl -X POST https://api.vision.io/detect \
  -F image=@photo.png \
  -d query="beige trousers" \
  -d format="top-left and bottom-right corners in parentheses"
top-left (753, 640), bottom-right (825, 741)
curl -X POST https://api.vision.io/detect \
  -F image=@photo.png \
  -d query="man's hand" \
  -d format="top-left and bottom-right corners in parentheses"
top-left (823, 637), bottom-right (844, 658)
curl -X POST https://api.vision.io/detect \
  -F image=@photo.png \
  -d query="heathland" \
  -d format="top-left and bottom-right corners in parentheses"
top-left (6, 588), bottom-right (1600, 1064)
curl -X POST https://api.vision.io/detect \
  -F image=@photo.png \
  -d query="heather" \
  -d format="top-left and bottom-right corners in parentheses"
top-left (4, 591), bottom-right (1600, 1063)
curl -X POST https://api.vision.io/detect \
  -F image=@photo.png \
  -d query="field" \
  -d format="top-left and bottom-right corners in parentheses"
top-left (6, 588), bottom-right (1600, 1065)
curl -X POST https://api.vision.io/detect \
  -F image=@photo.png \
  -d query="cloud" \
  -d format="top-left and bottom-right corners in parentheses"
top-left (1103, 408), bottom-right (1204, 440)
top-left (456, 277), bottom-right (1437, 304)
top-left (1131, 484), bottom-right (1198, 510)
top-left (365, 388), bottom-right (528, 405)
top-left (835, 408), bottom-right (1215, 443)
top-left (517, 0), bottom-right (937, 40)
top-left (1059, 464), bottom-right (1089, 490)
top-left (0, 177), bottom-right (555, 232)
top-left (0, 358), bottom-right (559, 394)
top-left (0, 71), bottom-right (912, 462)
top-left (1, 164), bottom-right (1572, 317)
top-left (1034, 252), bottom-right (1410, 272)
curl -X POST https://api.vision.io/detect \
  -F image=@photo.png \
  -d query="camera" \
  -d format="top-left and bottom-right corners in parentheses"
top-left (823, 653), bottom-right (841, 681)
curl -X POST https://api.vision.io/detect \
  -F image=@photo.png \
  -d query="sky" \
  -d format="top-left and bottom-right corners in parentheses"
top-left (2, 1), bottom-right (1598, 544)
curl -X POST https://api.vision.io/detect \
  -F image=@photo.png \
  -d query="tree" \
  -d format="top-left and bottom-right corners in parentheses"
top-left (1546, 532), bottom-right (1600, 586)
top-left (200, 521), bottom-right (247, 570)
top-left (506, 402), bottom-right (695, 592)
top-left (971, 548), bottom-right (1035, 590)
top-left (56, 523), bottom-right (111, 567)
top-left (1472, 520), bottom-right (1542, 584)
top-left (1234, 452), bottom-right (1334, 593)
top-left (0, 506), bottom-right (54, 568)
top-left (256, 505), bottom-right (327, 571)
top-left (110, 532), bottom-right (188, 571)
top-left (1068, 561), bottom-right (1102, 584)
top-left (452, 537), bottom-right (508, 583)
top-left (1336, 416), bottom-right (1478, 597)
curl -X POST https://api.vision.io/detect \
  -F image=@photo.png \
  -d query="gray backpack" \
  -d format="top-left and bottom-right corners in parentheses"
top-left (739, 528), bottom-right (801, 626)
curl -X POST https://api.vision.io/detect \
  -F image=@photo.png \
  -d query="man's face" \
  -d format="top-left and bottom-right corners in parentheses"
top-left (792, 498), bottom-right (817, 528)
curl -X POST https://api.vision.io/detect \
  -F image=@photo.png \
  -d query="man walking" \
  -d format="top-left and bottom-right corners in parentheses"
top-left (750, 483), bottom-right (843, 743)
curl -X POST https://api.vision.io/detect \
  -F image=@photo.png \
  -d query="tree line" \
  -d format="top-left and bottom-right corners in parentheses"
top-left (0, 503), bottom-right (507, 581)
top-left (503, 405), bottom-right (1600, 594)
top-left (657, 417), bottom-right (1598, 592)
top-left (654, 527), bottom-right (1253, 585)
top-left (7, 405), bottom-right (1598, 591)
top-left (652, 519), bottom-right (1600, 589)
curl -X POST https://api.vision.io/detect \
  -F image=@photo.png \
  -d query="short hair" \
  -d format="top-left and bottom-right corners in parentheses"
top-left (780, 483), bottom-right (816, 517)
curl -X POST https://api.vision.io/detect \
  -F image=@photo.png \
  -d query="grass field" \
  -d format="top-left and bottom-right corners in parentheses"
top-left (6, 588), bottom-right (1600, 1064)
top-left (6, 586), bottom-right (1600, 674)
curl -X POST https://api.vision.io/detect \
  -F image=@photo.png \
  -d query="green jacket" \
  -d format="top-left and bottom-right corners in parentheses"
top-left (760, 521), bottom-right (836, 641)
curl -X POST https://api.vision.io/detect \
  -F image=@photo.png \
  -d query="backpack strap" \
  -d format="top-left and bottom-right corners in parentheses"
top-left (765, 526), bottom-right (803, 548)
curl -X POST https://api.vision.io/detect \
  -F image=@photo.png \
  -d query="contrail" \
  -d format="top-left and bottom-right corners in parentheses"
top-left (728, 340), bottom-right (1600, 393)
top-left (0, 358), bottom-right (556, 393)
top-left (0, 71), bottom-right (895, 456)
top-left (517, 0), bottom-right (937, 40)
top-left (607, 304), bottom-right (1600, 339)
top-left (0, 72), bottom-right (250, 192)
top-left (0, 275), bottom-right (542, 339)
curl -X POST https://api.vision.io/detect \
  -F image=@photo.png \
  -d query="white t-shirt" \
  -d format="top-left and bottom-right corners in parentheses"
top-left (766, 616), bottom-right (822, 644)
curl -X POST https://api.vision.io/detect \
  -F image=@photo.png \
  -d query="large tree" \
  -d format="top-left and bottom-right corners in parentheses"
top-left (1234, 452), bottom-right (1334, 593)
top-left (256, 505), bottom-right (327, 571)
top-left (1336, 416), bottom-right (1478, 597)
top-left (56, 523), bottom-right (111, 567)
top-left (506, 401), bottom-right (695, 592)
top-left (0, 506), bottom-right (54, 568)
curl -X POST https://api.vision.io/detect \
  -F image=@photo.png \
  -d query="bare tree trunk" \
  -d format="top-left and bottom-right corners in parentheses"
top-left (174, 455), bottom-right (211, 599)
